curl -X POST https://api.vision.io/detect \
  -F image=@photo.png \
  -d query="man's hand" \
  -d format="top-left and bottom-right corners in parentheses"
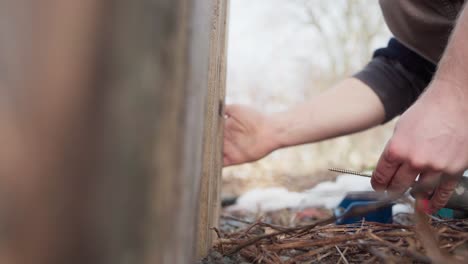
top-left (223, 105), bottom-right (280, 166)
top-left (372, 4), bottom-right (468, 212)
top-left (372, 80), bottom-right (468, 212)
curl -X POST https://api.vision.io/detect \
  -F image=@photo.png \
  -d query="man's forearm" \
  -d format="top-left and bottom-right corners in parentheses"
top-left (269, 77), bottom-right (385, 148)
top-left (435, 4), bottom-right (468, 88)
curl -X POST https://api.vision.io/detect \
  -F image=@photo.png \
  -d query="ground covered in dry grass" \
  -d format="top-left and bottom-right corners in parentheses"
top-left (198, 208), bottom-right (468, 264)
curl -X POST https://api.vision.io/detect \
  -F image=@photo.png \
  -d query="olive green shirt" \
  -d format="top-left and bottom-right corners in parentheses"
top-left (354, 0), bottom-right (465, 122)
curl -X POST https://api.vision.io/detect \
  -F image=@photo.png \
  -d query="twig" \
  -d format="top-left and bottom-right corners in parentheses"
top-left (368, 247), bottom-right (396, 264)
top-left (368, 232), bottom-right (431, 263)
top-left (448, 238), bottom-right (468, 253)
top-left (220, 214), bottom-right (252, 224)
top-left (316, 250), bottom-right (334, 262)
top-left (285, 246), bottom-right (333, 263)
top-left (224, 216), bottom-right (336, 255)
top-left (211, 227), bottom-right (222, 239)
top-left (414, 209), bottom-right (463, 263)
top-left (335, 245), bottom-right (350, 264)
top-left (268, 232), bottom-right (368, 250)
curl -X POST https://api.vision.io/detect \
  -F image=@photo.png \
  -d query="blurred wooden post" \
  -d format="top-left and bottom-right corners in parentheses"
top-left (196, 0), bottom-right (230, 259)
top-left (0, 0), bottom-right (228, 263)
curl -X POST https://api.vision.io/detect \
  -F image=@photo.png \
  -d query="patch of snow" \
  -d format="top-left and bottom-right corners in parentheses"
top-left (393, 203), bottom-right (414, 215)
top-left (228, 174), bottom-right (413, 215)
top-left (227, 187), bottom-right (305, 212)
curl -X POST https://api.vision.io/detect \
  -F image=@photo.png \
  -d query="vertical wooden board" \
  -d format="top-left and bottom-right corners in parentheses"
top-left (211, 0), bottom-right (229, 239)
top-left (196, 0), bottom-right (230, 259)
top-left (92, 0), bottom-right (196, 263)
top-left (0, 0), bottom-right (219, 263)
top-left (101, 0), bottom-right (214, 263)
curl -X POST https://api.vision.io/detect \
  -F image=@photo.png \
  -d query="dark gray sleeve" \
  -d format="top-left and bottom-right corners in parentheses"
top-left (353, 56), bottom-right (428, 123)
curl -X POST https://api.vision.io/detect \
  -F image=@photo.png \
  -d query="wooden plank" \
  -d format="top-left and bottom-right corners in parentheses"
top-left (211, 0), bottom-right (230, 240)
top-left (196, 0), bottom-right (230, 259)
top-left (92, 1), bottom-right (210, 263)
top-left (0, 0), bottom-right (225, 263)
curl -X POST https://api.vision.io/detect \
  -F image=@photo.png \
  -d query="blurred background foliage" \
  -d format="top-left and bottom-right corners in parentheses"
top-left (223, 0), bottom-right (396, 195)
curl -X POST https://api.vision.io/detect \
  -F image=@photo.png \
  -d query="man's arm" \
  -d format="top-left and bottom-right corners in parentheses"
top-left (223, 77), bottom-right (385, 166)
top-left (372, 4), bottom-right (468, 212)
top-left (272, 78), bottom-right (385, 148)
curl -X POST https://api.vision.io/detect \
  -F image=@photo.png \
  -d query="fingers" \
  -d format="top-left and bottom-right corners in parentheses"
top-left (222, 137), bottom-right (237, 167)
top-left (430, 176), bottom-right (459, 212)
top-left (386, 163), bottom-right (420, 194)
top-left (371, 142), bottom-right (402, 191)
top-left (372, 139), bottom-right (444, 198)
top-left (411, 172), bottom-right (440, 214)
top-left (411, 171), bottom-right (442, 199)
top-left (222, 129), bottom-right (253, 167)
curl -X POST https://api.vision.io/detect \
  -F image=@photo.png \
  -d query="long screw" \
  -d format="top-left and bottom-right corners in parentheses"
top-left (328, 168), bottom-right (372, 178)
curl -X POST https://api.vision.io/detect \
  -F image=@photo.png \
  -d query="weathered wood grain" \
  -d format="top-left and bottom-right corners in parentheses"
top-left (196, 0), bottom-right (230, 259)
top-left (0, 0), bottom-right (228, 263)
